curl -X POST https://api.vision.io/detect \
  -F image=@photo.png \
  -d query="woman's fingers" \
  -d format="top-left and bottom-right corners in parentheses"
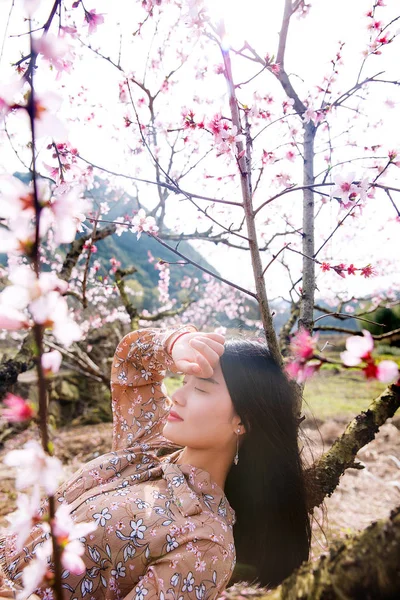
top-left (192, 349), bottom-right (213, 378)
top-left (192, 336), bottom-right (225, 357)
top-left (189, 338), bottom-right (221, 366)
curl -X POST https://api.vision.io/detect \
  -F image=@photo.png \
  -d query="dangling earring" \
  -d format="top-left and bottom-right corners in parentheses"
top-left (234, 428), bottom-right (241, 465)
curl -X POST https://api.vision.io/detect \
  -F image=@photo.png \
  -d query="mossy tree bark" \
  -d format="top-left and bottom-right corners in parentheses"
top-left (225, 504), bottom-right (400, 599)
top-left (306, 383), bottom-right (400, 510)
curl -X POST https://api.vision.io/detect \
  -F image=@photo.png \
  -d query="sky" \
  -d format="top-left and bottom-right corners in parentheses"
top-left (0, 0), bottom-right (399, 304)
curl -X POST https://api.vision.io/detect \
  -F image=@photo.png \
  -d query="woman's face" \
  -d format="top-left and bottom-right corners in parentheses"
top-left (163, 360), bottom-right (240, 452)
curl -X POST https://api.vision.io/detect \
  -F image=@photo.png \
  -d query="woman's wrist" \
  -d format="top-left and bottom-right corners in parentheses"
top-left (165, 324), bottom-right (198, 358)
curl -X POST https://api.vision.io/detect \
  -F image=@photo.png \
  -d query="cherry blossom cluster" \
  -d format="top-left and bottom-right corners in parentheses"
top-left (0, 266), bottom-right (82, 347)
top-left (320, 262), bottom-right (376, 279)
top-left (109, 257), bottom-right (122, 274)
top-left (130, 208), bottom-right (159, 240)
top-left (181, 110), bottom-right (245, 159)
top-left (340, 329), bottom-right (399, 382)
top-left (330, 172), bottom-right (370, 209)
top-left (4, 440), bottom-right (97, 596)
top-left (155, 260), bottom-right (171, 306)
top-left (43, 142), bottom-right (79, 186)
top-left (365, 1), bottom-right (395, 57)
top-left (285, 328), bottom-right (399, 385)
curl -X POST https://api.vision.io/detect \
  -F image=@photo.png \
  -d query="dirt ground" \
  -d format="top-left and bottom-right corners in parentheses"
top-left (1, 416), bottom-right (399, 563)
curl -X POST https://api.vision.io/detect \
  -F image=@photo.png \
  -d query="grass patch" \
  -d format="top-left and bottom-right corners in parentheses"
top-left (303, 370), bottom-right (387, 420)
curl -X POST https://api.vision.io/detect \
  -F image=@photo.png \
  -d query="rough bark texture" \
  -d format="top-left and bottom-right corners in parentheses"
top-left (0, 331), bottom-right (36, 399)
top-left (224, 503), bottom-right (400, 599)
top-left (298, 122), bottom-right (316, 334)
top-left (305, 383), bottom-right (400, 510)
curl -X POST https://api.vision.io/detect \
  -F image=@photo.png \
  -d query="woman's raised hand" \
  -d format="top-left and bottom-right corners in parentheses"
top-left (171, 332), bottom-right (225, 378)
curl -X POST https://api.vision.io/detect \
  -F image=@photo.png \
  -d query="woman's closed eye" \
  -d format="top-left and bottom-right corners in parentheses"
top-left (182, 379), bottom-right (207, 394)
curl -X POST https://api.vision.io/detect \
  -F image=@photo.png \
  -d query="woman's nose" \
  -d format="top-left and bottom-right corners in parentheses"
top-left (171, 386), bottom-right (186, 406)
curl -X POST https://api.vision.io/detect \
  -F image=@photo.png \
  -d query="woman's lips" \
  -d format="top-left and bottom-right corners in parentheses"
top-left (168, 410), bottom-right (184, 421)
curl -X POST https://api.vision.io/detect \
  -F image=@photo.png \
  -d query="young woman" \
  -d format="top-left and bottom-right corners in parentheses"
top-left (0, 324), bottom-right (311, 599)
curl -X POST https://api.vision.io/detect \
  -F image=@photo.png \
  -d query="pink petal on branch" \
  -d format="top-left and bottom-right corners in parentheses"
top-left (0, 305), bottom-right (30, 330)
top-left (290, 328), bottom-right (317, 361)
top-left (4, 440), bottom-right (64, 494)
top-left (7, 487), bottom-right (41, 551)
top-left (34, 32), bottom-right (74, 72)
top-left (34, 91), bottom-right (67, 140)
top-left (285, 360), bottom-right (317, 384)
top-left (341, 330), bottom-right (374, 365)
top-left (41, 350), bottom-right (62, 375)
top-left (376, 360), bottom-right (399, 383)
top-left (1, 393), bottom-right (36, 423)
top-left (17, 553), bottom-right (49, 600)
top-left (62, 539), bottom-right (86, 575)
top-left (84, 9), bottom-right (105, 34)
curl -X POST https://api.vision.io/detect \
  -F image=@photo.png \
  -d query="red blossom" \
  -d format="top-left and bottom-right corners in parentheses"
top-left (347, 264), bottom-right (356, 275)
top-left (361, 264), bottom-right (375, 278)
top-left (321, 262), bottom-right (331, 272)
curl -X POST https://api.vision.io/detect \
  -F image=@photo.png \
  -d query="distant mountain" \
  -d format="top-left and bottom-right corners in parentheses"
top-left (0, 174), bottom-right (220, 311)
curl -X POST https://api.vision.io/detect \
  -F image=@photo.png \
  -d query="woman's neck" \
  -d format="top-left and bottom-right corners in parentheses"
top-left (176, 446), bottom-right (233, 490)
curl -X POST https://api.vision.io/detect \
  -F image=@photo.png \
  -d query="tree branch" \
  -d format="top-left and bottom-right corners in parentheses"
top-left (306, 383), bottom-right (400, 510)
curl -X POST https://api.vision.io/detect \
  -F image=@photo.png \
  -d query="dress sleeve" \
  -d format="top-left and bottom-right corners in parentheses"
top-left (122, 539), bottom-right (235, 600)
top-left (110, 326), bottom-right (197, 451)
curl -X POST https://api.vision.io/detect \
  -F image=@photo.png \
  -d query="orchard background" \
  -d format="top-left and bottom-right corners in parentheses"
top-left (0, 0), bottom-right (400, 597)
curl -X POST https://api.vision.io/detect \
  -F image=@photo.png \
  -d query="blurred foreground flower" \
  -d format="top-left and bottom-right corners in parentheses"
top-left (285, 328), bottom-right (321, 383)
top-left (4, 439), bottom-right (64, 495)
top-left (341, 329), bottom-right (399, 383)
top-left (41, 350), bottom-right (62, 375)
top-left (1, 393), bottom-right (36, 423)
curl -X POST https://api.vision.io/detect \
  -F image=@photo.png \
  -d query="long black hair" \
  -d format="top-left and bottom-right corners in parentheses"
top-left (220, 338), bottom-right (312, 590)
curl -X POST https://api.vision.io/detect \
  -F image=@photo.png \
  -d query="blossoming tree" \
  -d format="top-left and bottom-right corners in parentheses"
top-left (0, 0), bottom-right (400, 597)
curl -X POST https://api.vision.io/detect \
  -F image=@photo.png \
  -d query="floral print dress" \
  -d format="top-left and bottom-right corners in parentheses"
top-left (0, 327), bottom-right (236, 600)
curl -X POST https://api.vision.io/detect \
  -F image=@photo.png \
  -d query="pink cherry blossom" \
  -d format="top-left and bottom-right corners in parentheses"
top-left (290, 328), bottom-right (318, 361)
top-left (34, 91), bottom-right (67, 140)
top-left (33, 32), bottom-right (75, 74)
top-left (4, 439), bottom-right (64, 495)
top-left (51, 503), bottom-right (97, 574)
top-left (330, 173), bottom-right (369, 208)
top-left (0, 175), bottom-right (34, 220)
top-left (84, 9), bottom-right (105, 35)
top-left (48, 188), bottom-right (92, 244)
top-left (62, 539), bottom-right (87, 574)
top-left (0, 305), bottom-right (30, 330)
top-left (285, 360), bottom-right (318, 384)
top-left (41, 350), bottom-right (62, 375)
top-left (376, 360), bottom-right (399, 383)
top-left (130, 209), bottom-right (159, 240)
top-left (340, 330), bottom-right (374, 366)
top-left (6, 486), bottom-right (41, 551)
top-left (17, 544), bottom-right (50, 600)
top-left (219, 125), bottom-right (245, 155)
top-left (29, 291), bottom-right (82, 346)
top-left (1, 393), bottom-right (36, 423)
